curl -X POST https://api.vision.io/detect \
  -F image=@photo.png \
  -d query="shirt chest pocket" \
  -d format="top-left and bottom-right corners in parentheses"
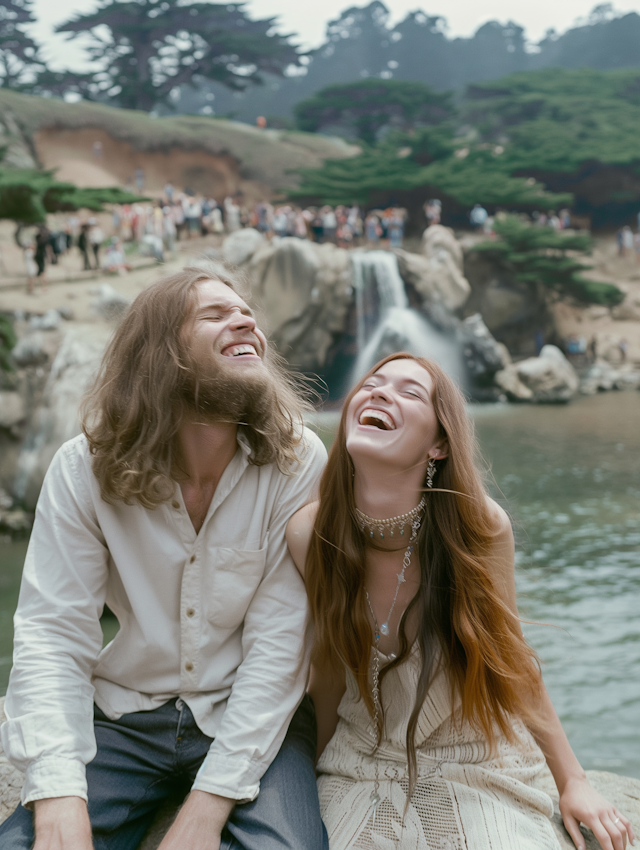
top-left (205, 546), bottom-right (267, 630)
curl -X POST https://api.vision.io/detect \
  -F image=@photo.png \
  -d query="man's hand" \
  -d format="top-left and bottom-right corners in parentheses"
top-left (33, 796), bottom-right (93, 850)
top-left (158, 790), bottom-right (235, 850)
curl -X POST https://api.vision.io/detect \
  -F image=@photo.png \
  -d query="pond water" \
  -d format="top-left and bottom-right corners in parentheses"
top-left (0, 392), bottom-right (638, 777)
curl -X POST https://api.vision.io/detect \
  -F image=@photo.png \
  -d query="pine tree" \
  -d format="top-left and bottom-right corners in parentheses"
top-left (55, 0), bottom-right (301, 112)
top-left (472, 215), bottom-right (624, 306)
top-left (0, 166), bottom-right (145, 240)
top-left (0, 0), bottom-right (43, 89)
top-left (294, 79), bottom-right (453, 145)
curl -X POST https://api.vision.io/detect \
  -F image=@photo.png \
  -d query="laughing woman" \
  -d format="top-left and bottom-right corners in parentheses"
top-left (287, 354), bottom-right (634, 850)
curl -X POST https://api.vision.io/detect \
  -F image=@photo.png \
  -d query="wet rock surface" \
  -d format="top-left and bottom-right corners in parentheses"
top-left (459, 314), bottom-right (511, 386)
top-left (580, 359), bottom-right (640, 394)
top-left (394, 225), bottom-right (471, 315)
top-left (13, 324), bottom-right (114, 510)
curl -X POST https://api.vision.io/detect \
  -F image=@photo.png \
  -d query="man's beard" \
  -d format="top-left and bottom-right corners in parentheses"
top-left (180, 347), bottom-right (278, 430)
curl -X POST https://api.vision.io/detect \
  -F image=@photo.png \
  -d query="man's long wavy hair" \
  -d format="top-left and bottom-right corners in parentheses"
top-left (305, 353), bottom-right (542, 791)
top-left (82, 261), bottom-right (309, 508)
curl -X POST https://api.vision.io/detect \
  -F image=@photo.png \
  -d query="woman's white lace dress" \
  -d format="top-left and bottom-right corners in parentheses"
top-left (317, 648), bottom-right (560, 849)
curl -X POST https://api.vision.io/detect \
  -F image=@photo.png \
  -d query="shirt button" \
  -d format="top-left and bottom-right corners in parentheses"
top-left (172, 500), bottom-right (180, 509)
top-left (185, 661), bottom-right (194, 672)
top-left (186, 608), bottom-right (195, 618)
top-left (190, 555), bottom-right (196, 563)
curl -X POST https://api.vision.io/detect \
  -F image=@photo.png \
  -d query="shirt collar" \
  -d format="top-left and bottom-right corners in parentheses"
top-left (236, 428), bottom-right (253, 458)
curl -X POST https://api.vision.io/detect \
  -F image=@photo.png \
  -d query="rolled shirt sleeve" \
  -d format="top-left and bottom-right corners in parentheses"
top-left (192, 430), bottom-right (326, 801)
top-left (1, 443), bottom-right (109, 805)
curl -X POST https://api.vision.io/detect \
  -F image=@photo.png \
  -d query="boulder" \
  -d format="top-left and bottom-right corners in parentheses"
top-left (246, 238), bottom-right (353, 373)
top-left (580, 360), bottom-right (640, 394)
top-left (499, 345), bottom-right (579, 403)
top-left (222, 228), bottom-right (265, 267)
top-left (458, 314), bottom-right (511, 385)
top-left (13, 324), bottom-right (113, 509)
top-left (11, 333), bottom-right (49, 368)
top-left (0, 392), bottom-right (26, 431)
top-left (394, 248), bottom-right (470, 315)
top-left (90, 284), bottom-right (131, 322)
top-left (393, 225), bottom-right (470, 314)
top-left (611, 294), bottom-right (640, 322)
top-left (494, 366), bottom-right (534, 401)
top-left (56, 305), bottom-right (75, 321)
top-left (28, 310), bottom-right (61, 332)
top-left (421, 224), bottom-right (464, 271)
top-left (0, 507), bottom-right (32, 534)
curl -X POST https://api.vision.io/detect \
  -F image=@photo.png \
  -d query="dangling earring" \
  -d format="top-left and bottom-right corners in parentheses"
top-left (426, 456), bottom-right (437, 488)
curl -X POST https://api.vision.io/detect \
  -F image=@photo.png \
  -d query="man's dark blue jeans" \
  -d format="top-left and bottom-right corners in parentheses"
top-left (0, 695), bottom-right (328, 850)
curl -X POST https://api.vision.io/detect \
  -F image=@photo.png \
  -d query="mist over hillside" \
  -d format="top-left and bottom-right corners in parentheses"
top-left (175, 2), bottom-right (640, 124)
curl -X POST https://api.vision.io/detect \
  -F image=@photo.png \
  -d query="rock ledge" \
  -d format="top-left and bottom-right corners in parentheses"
top-left (1, 699), bottom-right (638, 848)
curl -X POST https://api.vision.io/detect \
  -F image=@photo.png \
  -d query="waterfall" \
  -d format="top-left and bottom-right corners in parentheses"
top-left (350, 251), bottom-right (465, 386)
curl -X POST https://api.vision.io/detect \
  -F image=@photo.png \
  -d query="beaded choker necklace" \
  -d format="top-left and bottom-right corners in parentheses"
top-left (355, 495), bottom-right (426, 540)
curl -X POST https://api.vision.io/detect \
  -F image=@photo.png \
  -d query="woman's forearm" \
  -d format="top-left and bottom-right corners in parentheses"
top-left (528, 682), bottom-right (586, 794)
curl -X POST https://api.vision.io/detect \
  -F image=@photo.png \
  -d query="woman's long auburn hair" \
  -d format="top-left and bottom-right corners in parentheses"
top-left (81, 260), bottom-right (310, 508)
top-left (305, 353), bottom-right (542, 790)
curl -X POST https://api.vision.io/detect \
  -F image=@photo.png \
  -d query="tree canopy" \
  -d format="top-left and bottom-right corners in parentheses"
top-left (182, 2), bottom-right (640, 123)
top-left (0, 166), bottom-right (146, 226)
top-left (293, 78), bottom-right (453, 145)
top-left (464, 67), bottom-right (640, 173)
top-left (471, 215), bottom-right (624, 306)
top-left (0, 0), bottom-right (42, 89)
top-left (289, 128), bottom-right (571, 212)
top-left (290, 65), bottom-right (640, 225)
top-left (53, 0), bottom-right (302, 111)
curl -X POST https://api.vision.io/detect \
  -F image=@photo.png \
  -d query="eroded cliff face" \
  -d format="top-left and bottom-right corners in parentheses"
top-left (463, 248), bottom-right (554, 359)
top-left (0, 88), bottom-right (358, 201)
top-left (33, 127), bottom-right (268, 202)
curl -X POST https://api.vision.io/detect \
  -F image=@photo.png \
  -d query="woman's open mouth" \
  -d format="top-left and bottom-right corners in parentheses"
top-left (358, 408), bottom-right (396, 431)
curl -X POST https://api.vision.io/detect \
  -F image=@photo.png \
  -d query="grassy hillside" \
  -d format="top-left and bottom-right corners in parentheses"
top-left (0, 90), bottom-right (356, 191)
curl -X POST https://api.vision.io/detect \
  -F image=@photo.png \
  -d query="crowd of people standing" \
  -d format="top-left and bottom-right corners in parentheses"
top-left (19, 188), bottom-right (410, 293)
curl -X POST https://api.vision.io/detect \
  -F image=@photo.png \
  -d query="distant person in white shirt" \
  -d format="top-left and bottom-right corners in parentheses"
top-left (0, 260), bottom-right (328, 850)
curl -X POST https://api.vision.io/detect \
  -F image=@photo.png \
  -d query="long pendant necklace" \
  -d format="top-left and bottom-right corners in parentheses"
top-left (363, 510), bottom-right (422, 817)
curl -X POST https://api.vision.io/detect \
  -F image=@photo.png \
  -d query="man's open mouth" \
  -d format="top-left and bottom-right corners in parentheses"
top-left (222, 343), bottom-right (259, 357)
top-left (358, 408), bottom-right (396, 431)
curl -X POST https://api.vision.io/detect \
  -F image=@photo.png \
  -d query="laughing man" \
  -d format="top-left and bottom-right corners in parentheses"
top-left (0, 261), bottom-right (328, 850)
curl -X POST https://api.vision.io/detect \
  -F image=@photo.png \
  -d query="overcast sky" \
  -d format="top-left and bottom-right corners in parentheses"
top-left (31, 0), bottom-right (640, 69)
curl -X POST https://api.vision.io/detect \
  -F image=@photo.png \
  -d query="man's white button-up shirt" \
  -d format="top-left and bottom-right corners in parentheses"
top-left (1, 428), bottom-right (327, 806)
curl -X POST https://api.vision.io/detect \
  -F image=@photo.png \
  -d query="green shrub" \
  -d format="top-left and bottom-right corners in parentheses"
top-left (472, 215), bottom-right (624, 305)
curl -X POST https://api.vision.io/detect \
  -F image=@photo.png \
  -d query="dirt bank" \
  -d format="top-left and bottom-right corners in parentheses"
top-left (0, 89), bottom-right (358, 199)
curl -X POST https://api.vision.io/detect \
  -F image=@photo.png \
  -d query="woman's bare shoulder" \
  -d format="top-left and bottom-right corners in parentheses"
top-left (484, 496), bottom-right (513, 538)
top-left (286, 500), bottom-right (319, 577)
